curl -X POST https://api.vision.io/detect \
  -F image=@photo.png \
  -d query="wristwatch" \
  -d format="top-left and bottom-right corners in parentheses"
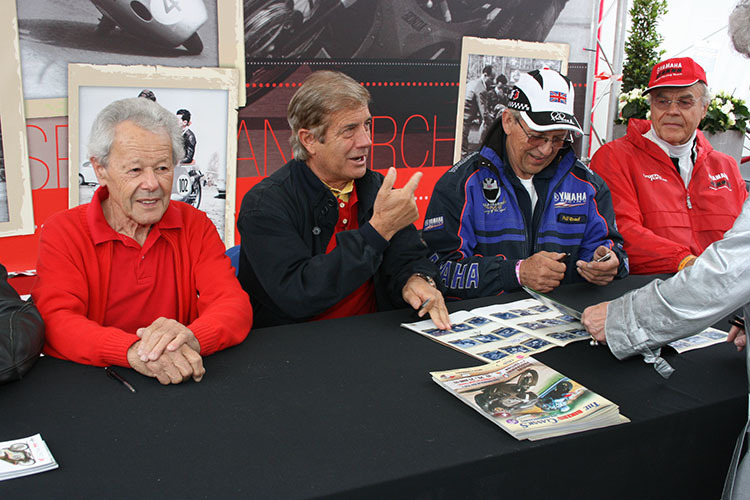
top-left (412, 273), bottom-right (437, 288)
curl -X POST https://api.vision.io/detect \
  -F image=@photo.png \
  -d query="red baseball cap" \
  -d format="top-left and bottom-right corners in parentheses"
top-left (643, 57), bottom-right (708, 94)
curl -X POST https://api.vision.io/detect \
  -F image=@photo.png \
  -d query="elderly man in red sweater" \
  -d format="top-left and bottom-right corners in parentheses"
top-left (32, 97), bottom-right (252, 385)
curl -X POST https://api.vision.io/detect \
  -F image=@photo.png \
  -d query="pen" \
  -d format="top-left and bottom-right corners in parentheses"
top-left (418, 298), bottom-right (432, 314)
top-left (105, 366), bottom-right (136, 393)
top-left (595, 252), bottom-right (612, 263)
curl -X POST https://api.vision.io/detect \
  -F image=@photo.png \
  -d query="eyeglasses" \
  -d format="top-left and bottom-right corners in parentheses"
top-left (651, 97), bottom-right (698, 111)
top-left (514, 116), bottom-right (572, 149)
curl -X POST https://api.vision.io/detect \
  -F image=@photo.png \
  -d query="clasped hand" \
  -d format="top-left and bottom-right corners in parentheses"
top-left (127, 317), bottom-right (204, 384)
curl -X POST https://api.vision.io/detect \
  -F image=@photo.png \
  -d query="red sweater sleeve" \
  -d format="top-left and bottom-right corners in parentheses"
top-left (181, 210), bottom-right (252, 355)
top-left (32, 211), bottom-right (137, 367)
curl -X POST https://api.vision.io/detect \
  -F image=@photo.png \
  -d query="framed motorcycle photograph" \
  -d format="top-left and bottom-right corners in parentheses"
top-left (454, 37), bottom-right (570, 163)
top-left (17, 0), bottom-right (245, 119)
top-left (0, 6), bottom-right (35, 238)
top-left (67, 63), bottom-right (239, 246)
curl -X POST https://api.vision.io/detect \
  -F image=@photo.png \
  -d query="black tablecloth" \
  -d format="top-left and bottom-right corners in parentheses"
top-left (1, 275), bottom-right (746, 499)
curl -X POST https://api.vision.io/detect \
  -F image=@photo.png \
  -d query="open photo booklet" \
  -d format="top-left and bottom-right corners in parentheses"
top-left (401, 298), bottom-right (591, 363)
top-left (431, 354), bottom-right (630, 441)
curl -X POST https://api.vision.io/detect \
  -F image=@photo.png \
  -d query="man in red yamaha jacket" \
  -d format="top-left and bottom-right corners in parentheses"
top-left (591, 57), bottom-right (747, 274)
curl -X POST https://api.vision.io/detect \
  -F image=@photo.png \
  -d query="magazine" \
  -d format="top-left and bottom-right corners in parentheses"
top-left (0, 434), bottom-right (58, 481)
top-left (431, 355), bottom-right (629, 441)
top-left (402, 298), bottom-right (591, 363)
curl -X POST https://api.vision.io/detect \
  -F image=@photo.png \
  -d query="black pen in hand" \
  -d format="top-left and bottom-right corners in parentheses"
top-left (105, 366), bottom-right (136, 393)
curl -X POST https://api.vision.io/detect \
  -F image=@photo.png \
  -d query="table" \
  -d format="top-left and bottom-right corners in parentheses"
top-left (1, 275), bottom-right (746, 499)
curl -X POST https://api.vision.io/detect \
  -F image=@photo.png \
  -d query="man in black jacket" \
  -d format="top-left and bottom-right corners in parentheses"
top-left (237, 70), bottom-right (449, 329)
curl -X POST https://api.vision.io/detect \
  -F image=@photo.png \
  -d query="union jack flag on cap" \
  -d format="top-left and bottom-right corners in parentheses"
top-left (549, 91), bottom-right (567, 104)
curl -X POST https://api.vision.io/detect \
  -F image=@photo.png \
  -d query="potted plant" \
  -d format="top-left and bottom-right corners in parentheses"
top-left (700, 91), bottom-right (750, 163)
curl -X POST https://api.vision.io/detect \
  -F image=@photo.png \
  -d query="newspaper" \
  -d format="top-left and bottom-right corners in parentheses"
top-left (0, 434), bottom-right (58, 481)
top-left (431, 355), bottom-right (629, 441)
top-left (402, 298), bottom-right (591, 363)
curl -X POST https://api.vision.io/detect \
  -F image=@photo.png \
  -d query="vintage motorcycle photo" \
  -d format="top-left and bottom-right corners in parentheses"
top-left (244, 0), bottom-right (571, 102)
top-left (91, 0), bottom-right (208, 54)
top-left (474, 370), bottom-right (581, 416)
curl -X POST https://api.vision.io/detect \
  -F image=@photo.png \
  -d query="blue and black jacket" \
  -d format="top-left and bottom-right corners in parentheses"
top-left (422, 122), bottom-right (628, 299)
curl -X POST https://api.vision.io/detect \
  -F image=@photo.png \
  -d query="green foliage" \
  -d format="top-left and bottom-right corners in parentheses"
top-left (622, 0), bottom-right (668, 92)
top-left (700, 91), bottom-right (750, 134)
top-left (615, 88), bottom-right (650, 124)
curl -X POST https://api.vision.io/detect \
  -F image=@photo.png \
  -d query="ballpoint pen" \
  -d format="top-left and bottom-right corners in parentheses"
top-left (105, 366), bottom-right (136, 393)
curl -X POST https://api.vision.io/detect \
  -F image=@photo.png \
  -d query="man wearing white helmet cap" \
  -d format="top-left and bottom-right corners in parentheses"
top-left (423, 68), bottom-right (628, 299)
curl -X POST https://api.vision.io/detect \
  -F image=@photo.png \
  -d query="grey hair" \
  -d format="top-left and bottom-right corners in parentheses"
top-left (647, 81), bottom-right (711, 107)
top-left (88, 97), bottom-right (185, 168)
top-left (287, 71), bottom-right (371, 161)
top-left (730, 0), bottom-right (750, 57)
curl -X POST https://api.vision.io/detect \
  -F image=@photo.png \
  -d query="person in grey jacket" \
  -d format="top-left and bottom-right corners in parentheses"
top-left (581, 197), bottom-right (750, 500)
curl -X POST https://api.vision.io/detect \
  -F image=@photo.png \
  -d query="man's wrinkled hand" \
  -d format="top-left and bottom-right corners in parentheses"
top-left (128, 342), bottom-right (205, 385)
top-left (581, 302), bottom-right (609, 343)
top-left (402, 274), bottom-right (451, 330)
top-left (369, 167), bottom-right (422, 241)
top-left (576, 246), bottom-right (619, 286)
top-left (519, 251), bottom-right (567, 292)
top-left (728, 325), bottom-right (746, 352)
top-left (136, 317), bottom-right (200, 362)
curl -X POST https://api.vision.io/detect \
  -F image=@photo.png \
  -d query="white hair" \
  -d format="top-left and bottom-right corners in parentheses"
top-left (729, 0), bottom-right (750, 57)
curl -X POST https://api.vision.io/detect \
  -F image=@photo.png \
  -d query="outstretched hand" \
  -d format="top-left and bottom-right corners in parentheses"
top-left (369, 167), bottom-right (422, 241)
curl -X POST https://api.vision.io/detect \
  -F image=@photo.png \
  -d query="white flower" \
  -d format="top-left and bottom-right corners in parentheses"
top-left (646, 109), bottom-right (651, 120)
top-left (721, 101), bottom-right (734, 115)
top-left (728, 112), bottom-right (736, 127)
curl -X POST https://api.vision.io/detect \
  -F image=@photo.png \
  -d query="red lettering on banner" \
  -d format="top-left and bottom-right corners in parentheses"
top-left (432, 114), bottom-right (454, 168)
top-left (27, 124), bottom-right (51, 189)
top-left (55, 124), bottom-right (68, 189)
top-left (401, 114), bottom-right (429, 168)
top-left (264, 119), bottom-right (287, 176)
top-left (371, 115), bottom-right (397, 169)
top-left (237, 119), bottom-right (260, 176)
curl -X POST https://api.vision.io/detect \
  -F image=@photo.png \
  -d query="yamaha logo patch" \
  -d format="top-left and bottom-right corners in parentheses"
top-left (708, 172), bottom-right (731, 191)
top-left (423, 216), bottom-right (444, 232)
top-left (553, 191), bottom-right (587, 208)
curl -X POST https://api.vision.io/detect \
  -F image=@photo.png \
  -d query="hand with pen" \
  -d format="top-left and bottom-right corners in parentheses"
top-left (727, 316), bottom-right (746, 352)
top-left (518, 251), bottom-right (567, 292)
top-left (402, 274), bottom-right (451, 330)
top-left (126, 317), bottom-right (205, 385)
top-left (575, 246), bottom-right (619, 286)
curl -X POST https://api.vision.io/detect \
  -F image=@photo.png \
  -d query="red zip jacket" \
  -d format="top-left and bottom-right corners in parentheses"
top-left (32, 198), bottom-right (252, 367)
top-left (590, 119), bottom-right (747, 274)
